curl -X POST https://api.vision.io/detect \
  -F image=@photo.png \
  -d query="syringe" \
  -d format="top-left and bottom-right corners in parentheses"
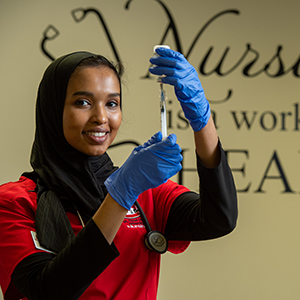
top-left (153, 45), bottom-right (170, 139)
top-left (159, 82), bottom-right (167, 139)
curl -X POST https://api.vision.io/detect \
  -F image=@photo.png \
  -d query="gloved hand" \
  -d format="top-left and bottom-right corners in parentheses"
top-left (149, 47), bottom-right (211, 132)
top-left (104, 132), bottom-right (182, 210)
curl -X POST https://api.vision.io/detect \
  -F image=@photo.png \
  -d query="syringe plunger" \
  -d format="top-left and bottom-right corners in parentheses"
top-left (153, 45), bottom-right (170, 139)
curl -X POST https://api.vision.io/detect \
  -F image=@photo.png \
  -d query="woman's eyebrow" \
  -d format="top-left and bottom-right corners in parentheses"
top-left (108, 93), bottom-right (121, 98)
top-left (73, 91), bottom-right (93, 96)
top-left (72, 91), bottom-right (120, 98)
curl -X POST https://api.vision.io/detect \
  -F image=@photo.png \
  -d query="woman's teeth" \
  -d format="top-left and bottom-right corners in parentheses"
top-left (85, 132), bottom-right (106, 137)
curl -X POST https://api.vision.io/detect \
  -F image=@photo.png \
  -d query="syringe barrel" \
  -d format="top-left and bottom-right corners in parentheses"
top-left (153, 45), bottom-right (170, 139)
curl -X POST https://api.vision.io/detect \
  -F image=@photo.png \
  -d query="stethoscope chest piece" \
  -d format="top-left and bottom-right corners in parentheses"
top-left (145, 231), bottom-right (168, 254)
top-left (134, 200), bottom-right (168, 254)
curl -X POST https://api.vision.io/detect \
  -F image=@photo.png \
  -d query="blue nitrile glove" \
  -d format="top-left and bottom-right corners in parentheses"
top-left (149, 47), bottom-right (211, 132)
top-left (104, 131), bottom-right (182, 210)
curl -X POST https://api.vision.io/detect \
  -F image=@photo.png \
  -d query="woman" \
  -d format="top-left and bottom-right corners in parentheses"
top-left (0, 48), bottom-right (237, 300)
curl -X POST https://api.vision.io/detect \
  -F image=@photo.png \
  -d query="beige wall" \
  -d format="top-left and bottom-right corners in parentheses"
top-left (1, 0), bottom-right (300, 299)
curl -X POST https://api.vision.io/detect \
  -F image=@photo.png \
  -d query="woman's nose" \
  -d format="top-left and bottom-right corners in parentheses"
top-left (90, 104), bottom-right (108, 124)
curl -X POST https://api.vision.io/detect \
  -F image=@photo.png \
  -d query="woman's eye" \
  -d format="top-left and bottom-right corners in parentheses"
top-left (107, 100), bottom-right (119, 108)
top-left (75, 99), bottom-right (90, 106)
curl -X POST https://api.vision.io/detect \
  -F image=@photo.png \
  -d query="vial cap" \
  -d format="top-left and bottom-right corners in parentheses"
top-left (153, 45), bottom-right (170, 53)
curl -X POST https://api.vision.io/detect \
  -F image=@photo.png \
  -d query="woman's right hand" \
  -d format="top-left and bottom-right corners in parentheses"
top-left (104, 131), bottom-right (182, 210)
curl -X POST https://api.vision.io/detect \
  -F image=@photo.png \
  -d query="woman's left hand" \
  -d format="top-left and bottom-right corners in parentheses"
top-left (149, 47), bottom-right (211, 132)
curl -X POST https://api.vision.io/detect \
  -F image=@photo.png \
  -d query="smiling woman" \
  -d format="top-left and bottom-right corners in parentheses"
top-left (0, 49), bottom-right (237, 300)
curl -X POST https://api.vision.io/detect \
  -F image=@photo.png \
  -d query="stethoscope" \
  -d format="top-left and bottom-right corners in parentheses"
top-left (76, 200), bottom-right (168, 254)
top-left (134, 201), bottom-right (168, 254)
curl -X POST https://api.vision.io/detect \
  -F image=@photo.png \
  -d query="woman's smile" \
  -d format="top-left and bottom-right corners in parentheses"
top-left (83, 130), bottom-right (109, 144)
top-left (84, 131), bottom-right (107, 137)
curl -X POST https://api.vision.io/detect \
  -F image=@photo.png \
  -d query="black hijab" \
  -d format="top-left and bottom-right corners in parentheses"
top-left (31, 52), bottom-right (120, 253)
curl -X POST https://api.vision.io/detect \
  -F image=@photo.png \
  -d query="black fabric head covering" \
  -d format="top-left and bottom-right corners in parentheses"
top-left (32, 51), bottom-right (120, 253)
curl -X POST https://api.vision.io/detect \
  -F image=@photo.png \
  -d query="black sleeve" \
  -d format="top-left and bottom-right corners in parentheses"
top-left (11, 219), bottom-right (119, 300)
top-left (165, 141), bottom-right (238, 241)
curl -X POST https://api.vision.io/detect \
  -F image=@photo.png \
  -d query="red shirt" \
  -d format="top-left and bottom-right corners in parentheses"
top-left (0, 176), bottom-right (190, 299)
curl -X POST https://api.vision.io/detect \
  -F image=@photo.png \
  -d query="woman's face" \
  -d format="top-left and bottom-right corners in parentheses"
top-left (63, 66), bottom-right (122, 156)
